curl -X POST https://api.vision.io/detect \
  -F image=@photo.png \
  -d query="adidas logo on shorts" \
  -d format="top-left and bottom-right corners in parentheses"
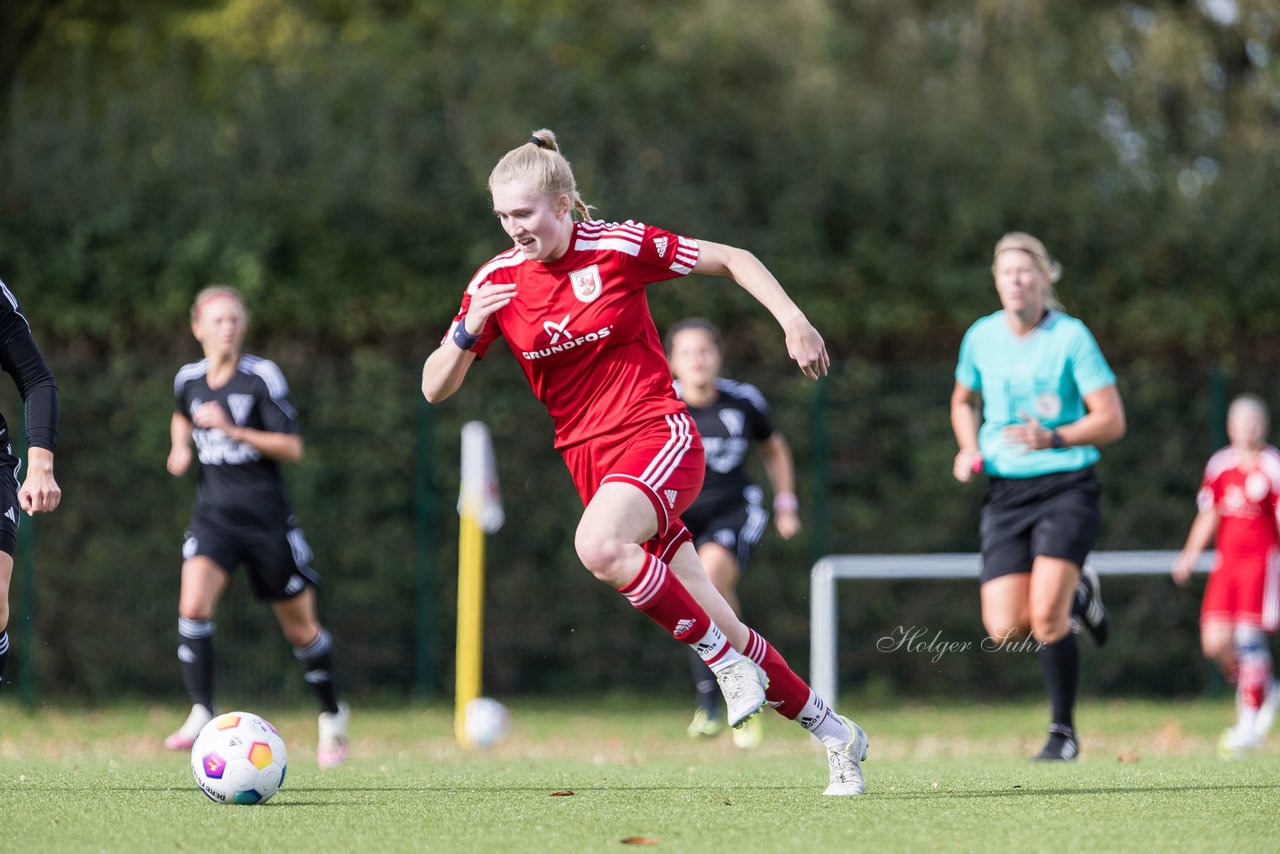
top-left (663, 489), bottom-right (678, 508)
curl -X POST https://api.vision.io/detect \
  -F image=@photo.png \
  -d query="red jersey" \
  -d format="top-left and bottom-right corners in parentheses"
top-left (446, 219), bottom-right (700, 449)
top-left (1198, 445), bottom-right (1280, 557)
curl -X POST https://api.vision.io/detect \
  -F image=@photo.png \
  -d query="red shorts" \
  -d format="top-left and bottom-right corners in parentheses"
top-left (561, 411), bottom-right (704, 562)
top-left (1202, 547), bottom-right (1280, 632)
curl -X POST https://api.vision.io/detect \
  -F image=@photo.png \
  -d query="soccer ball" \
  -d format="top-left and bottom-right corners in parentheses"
top-left (464, 697), bottom-right (510, 748)
top-left (190, 711), bottom-right (288, 804)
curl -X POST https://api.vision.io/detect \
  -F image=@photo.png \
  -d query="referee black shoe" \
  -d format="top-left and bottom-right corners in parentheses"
top-left (1032, 724), bottom-right (1079, 761)
top-left (1072, 563), bottom-right (1110, 647)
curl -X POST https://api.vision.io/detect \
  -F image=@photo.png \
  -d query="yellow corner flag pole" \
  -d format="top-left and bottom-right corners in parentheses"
top-left (455, 421), bottom-right (503, 746)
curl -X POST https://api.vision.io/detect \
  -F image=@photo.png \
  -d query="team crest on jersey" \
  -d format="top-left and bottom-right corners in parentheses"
top-left (227, 394), bottom-right (255, 426)
top-left (653, 236), bottom-right (669, 257)
top-left (569, 264), bottom-right (603, 303)
top-left (1035, 391), bottom-right (1062, 421)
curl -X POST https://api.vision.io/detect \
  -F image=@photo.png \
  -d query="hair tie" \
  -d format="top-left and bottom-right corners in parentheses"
top-left (528, 135), bottom-right (546, 148)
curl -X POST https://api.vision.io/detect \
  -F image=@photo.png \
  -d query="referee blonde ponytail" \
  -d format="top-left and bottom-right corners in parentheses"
top-left (489, 129), bottom-right (592, 220)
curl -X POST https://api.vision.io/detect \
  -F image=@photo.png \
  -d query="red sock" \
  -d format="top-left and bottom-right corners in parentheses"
top-left (742, 628), bottom-right (811, 719)
top-left (620, 555), bottom-right (730, 666)
top-left (1240, 660), bottom-right (1269, 712)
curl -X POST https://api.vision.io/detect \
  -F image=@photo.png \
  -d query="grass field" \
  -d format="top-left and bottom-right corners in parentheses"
top-left (1, 695), bottom-right (1275, 853)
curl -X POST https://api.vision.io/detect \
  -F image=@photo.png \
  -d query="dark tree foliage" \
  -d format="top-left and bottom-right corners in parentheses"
top-left (1, 0), bottom-right (1277, 699)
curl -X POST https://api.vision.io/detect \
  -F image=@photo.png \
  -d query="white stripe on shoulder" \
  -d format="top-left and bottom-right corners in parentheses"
top-left (579, 219), bottom-right (645, 238)
top-left (717, 378), bottom-right (769, 413)
top-left (239, 355), bottom-right (289, 399)
top-left (575, 219), bottom-right (644, 255)
top-left (466, 249), bottom-right (524, 294)
top-left (1261, 446), bottom-right (1280, 488)
top-left (1204, 446), bottom-right (1237, 482)
top-left (174, 359), bottom-right (209, 394)
top-left (0, 280), bottom-right (31, 330)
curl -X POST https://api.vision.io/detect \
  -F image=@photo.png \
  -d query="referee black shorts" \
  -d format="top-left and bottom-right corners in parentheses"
top-left (682, 486), bottom-right (770, 574)
top-left (182, 512), bottom-right (320, 601)
top-left (979, 466), bottom-right (1101, 584)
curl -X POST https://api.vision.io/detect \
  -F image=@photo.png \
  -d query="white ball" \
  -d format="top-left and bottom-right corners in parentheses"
top-left (464, 697), bottom-right (510, 748)
top-left (191, 711), bottom-right (288, 805)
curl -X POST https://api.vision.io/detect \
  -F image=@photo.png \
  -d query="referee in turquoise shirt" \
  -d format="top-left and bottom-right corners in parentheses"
top-left (951, 232), bottom-right (1127, 761)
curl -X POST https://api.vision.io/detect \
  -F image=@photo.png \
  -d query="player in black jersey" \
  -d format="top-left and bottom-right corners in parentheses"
top-left (667, 318), bottom-right (801, 749)
top-left (165, 286), bottom-right (349, 768)
top-left (0, 279), bottom-right (62, 693)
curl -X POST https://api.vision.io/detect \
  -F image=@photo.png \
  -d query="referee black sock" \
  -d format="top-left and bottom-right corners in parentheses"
top-left (688, 647), bottom-right (720, 715)
top-left (1038, 632), bottom-right (1079, 732)
top-left (0, 630), bottom-right (9, 691)
top-left (178, 617), bottom-right (216, 712)
top-left (294, 627), bottom-right (340, 715)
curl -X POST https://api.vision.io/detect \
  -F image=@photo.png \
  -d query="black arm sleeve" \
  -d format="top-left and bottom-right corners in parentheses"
top-left (0, 299), bottom-right (59, 452)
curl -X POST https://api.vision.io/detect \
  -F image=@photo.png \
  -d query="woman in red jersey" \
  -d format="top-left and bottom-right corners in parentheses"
top-left (422, 129), bottom-right (867, 795)
top-left (1173, 394), bottom-right (1280, 757)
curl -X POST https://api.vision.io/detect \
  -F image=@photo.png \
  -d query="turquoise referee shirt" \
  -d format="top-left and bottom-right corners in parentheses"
top-left (956, 310), bottom-right (1116, 479)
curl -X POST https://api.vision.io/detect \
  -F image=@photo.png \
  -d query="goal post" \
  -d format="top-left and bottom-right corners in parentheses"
top-left (809, 549), bottom-right (1217, 704)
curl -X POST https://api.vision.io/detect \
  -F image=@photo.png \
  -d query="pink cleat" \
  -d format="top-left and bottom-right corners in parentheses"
top-left (317, 702), bottom-right (350, 769)
top-left (163, 704), bottom-right (213, 751)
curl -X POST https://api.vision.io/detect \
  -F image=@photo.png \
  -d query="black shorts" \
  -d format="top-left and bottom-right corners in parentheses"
top-left (183, 512), bottom-right (320, 601)
top-left (682, 486), bottom-right (770, 573)
top-left (979, 466), bottom-right (1101, 584)
top-left (0, 454), bottom-right (19, 556)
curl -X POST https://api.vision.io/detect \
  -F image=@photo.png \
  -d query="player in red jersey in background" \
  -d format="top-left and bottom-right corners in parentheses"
top-left (1173, 394), bottom-right (1280, 757)
top-left (422, 129), bottom-right (868, 795)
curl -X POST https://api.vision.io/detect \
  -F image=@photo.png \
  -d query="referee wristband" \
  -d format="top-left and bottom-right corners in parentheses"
top-left (1050, 430), bottom-right (1065, 449)
top-left (452, 323), bottom-right (480, 351)
top-left (773, 492), bottom-right (799, 514)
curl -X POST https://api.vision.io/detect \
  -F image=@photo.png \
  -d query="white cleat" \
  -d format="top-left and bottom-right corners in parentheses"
top-left (823, 716), bottom-right (869, 796)
top-left (715, 659), bottom-right (769, 729)
top-left (1254, 681), bottom-right (1278, 742)
top-left (1218, 718), bottom-right (1262, 760)
top-left (164, 703), bottom-right (213, 751)
top-left (317, 702), bottom-right (350, 769)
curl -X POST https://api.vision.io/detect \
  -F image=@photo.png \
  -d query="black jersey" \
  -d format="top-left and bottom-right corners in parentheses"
top-left (675, 378), bottom-right (774, 507)
top-left (0, 279), bottom-right (59, 455)
top-left (174, 355), bottom-right (298, 527)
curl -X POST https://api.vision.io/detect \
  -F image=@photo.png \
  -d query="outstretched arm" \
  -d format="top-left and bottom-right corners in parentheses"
top-left (693, 241), bottom-right (828, 380)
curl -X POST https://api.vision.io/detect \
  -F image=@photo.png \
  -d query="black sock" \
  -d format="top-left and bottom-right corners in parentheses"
top-left (688, 647), bottom-right (719, 715)
top-left (1038, 633), bottom-right (1079, 732)
top-left (178, 617), bottom-right (215, 711)
top-left (295, 627), bottom-right (340, 714)
top-left (0, 630), bottom-right (9, 691)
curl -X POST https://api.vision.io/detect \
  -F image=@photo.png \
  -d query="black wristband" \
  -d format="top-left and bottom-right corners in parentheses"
top-left (1050, 430), bottom-right (1065, 449)
top-left (452, 323), bottom-right (480, 351)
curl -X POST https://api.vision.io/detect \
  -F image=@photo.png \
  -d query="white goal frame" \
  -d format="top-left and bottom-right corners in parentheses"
top-left (808, 549), bottom-right (1216, 703)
